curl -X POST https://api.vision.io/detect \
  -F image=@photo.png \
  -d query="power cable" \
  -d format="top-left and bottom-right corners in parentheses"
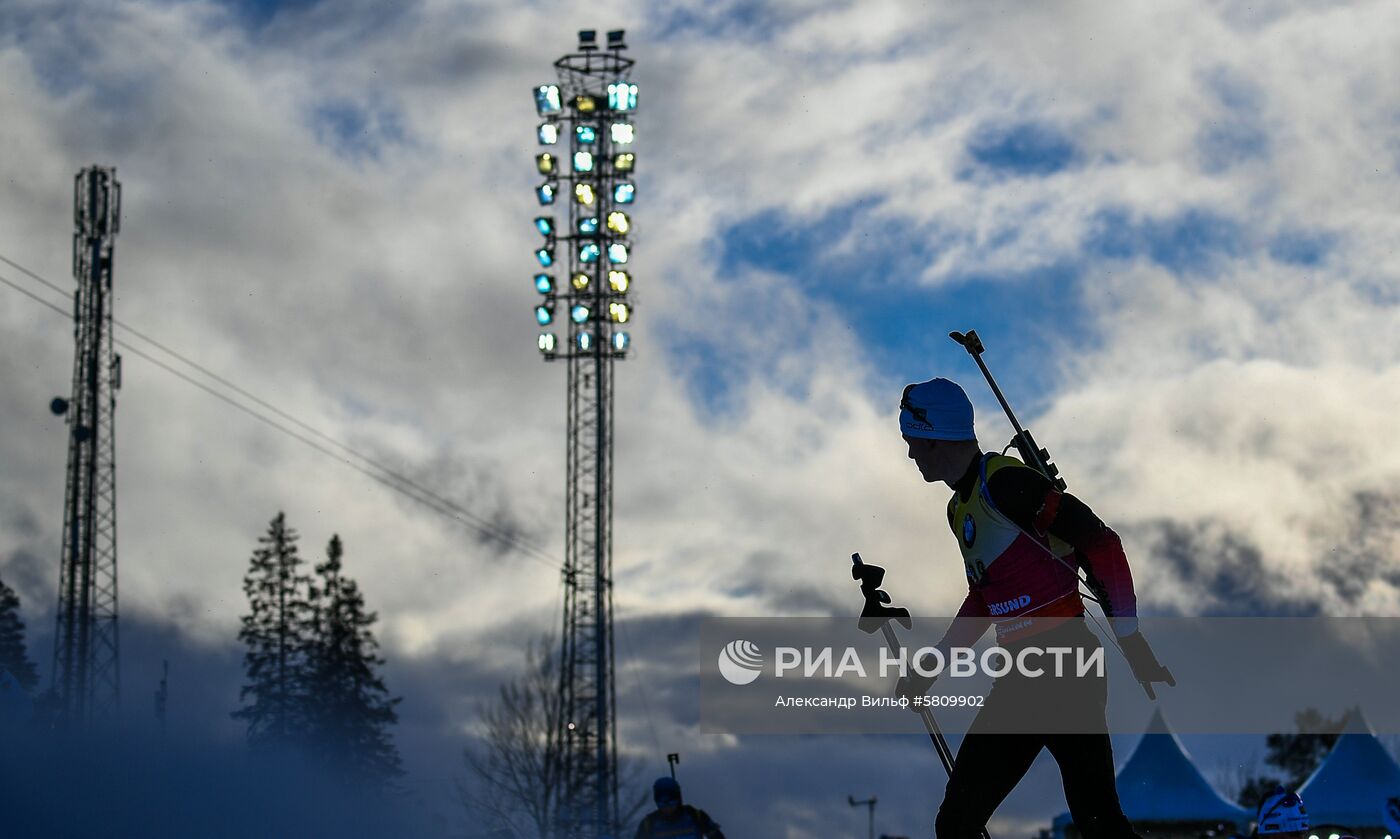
top-left (0, 268), bottom-right (560, 572)
top-left (4, 262), bottom-right (665, 757)
top-left (8, 251), bottom-right (555, 564)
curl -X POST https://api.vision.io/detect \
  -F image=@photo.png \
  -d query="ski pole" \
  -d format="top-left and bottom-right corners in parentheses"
top-left (850, 554), bottom-right (956, 775)
top-left (851, 553), bottom-right (992, 839)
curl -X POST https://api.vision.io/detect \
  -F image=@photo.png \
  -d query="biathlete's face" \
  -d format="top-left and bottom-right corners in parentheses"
top-left (904, 434), bottom-right (950, 484)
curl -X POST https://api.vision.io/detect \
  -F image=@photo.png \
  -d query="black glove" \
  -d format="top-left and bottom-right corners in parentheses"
top-left (1119, 631), bottom-right (1175, 699)
top-left (895, 659), bottom-right (937, 709)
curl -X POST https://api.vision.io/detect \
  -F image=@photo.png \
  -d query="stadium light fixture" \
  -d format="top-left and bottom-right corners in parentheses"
top-left (534, 85), bottom-right (561, 116)
top-left (530, 35), bottom-right (636, 369)
top-left (608, 82), bottom-right (637, 112)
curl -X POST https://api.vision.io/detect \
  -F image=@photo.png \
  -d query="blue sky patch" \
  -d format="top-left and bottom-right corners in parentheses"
top-left (652, 0), bottom-right (797, 43)
top-left (1085, 206), bottom-right (1245, 274)
top-left (658, 326), bottom-right (755, 421)
top-left (854, 262), bottom-right (1095, 419)
top-left (1196, 66), bottom-right (1270, 172)
top-left (718, 197), bottom-right (947, 283)
top-left (310, 100), bottom-right (406, 161)
top-left (686, 201), bottom-right (1099, 421)
top-left (1197, 118), bottom-right (1269, 173)
top-left (961, 121), bottom-right (1078, 179)
top-left (205, 0), bottom-right (326, 29)
top-left (1268, 228), bottom-right (1334, 267)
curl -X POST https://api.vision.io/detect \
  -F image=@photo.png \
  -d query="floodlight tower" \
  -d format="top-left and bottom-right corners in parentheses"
top-left (531, 28), bottom-right (636, 839)
top-left (50, 165), bottom-right (123, 724)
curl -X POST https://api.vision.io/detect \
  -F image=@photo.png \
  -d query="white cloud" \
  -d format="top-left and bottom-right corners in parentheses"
top-left (6, 0), bottom-right (1400, 829)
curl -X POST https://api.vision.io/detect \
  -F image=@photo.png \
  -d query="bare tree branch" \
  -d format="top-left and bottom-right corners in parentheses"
top-left (463, 637), bottom-right (565, 839)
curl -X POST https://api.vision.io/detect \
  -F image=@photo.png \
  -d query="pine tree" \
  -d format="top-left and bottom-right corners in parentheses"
top-left (305, 534), bottom-right (404, 784)
top-left (232, 512), bottom-right (316, 747)
top-left (0, 575), bottom-right (39, 692)
top-left (1236, 707), bottom-right (1346, 806)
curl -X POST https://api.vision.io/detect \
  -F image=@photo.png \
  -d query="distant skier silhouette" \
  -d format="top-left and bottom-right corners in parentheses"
top-left (634, 777), bottom-right (724, 839)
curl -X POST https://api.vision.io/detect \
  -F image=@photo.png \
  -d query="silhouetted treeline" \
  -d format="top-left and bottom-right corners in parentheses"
top-left (0, 573), bottom-right (39, 691)
top-left (232, 511), bottom-right (403, 785)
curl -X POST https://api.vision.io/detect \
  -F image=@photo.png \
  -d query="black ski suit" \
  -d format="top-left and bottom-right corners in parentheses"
top-left (933, 454), bottom-right (1142, 839)
top-left (634, 804), bottom-right (725, 839)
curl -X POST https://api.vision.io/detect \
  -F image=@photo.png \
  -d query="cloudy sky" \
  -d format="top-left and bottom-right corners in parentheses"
top-left (4, 0), bottom-right (1400, 835)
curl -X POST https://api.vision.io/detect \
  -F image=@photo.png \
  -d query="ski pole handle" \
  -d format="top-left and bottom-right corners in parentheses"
top-left (849, 551), bottom-right (992, 839)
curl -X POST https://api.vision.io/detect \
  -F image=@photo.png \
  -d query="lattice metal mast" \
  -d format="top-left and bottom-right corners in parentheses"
top-left (530, 29), bottom-right (637, 839)
top-left (50, 165), bottom-right (123, 724)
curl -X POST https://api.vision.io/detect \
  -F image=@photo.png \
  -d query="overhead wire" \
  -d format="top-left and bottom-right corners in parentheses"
top-left (0, 265), bottom-right (560, 572)
top-left (2, 252), bottom-right (557, 567)
top-left (2, 250), bottom-right (667, 751)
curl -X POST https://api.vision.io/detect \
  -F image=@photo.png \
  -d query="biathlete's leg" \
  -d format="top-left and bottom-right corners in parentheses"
top-left (935, 732), bottom-right (1043, 839)
top-left (1045, 733), bottom-right (1141, 839)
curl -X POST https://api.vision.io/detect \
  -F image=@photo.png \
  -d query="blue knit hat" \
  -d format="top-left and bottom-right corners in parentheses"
top-left (1256, 786), bottom-right (1307, 835)
top-left (653, 776), bottom-right (681, 805)
top-left (899, 378), bottom-right (975, 441)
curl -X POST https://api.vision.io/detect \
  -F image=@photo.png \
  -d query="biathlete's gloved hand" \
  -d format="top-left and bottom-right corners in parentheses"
top-left (895, 667), bottom-right (937, 710)
top-left (1120, 631), bottom-right (1175, 699)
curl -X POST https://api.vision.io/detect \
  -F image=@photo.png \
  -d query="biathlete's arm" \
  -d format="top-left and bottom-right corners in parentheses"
top-left (989, 462), bottom-right (1174, 695)
top-left (987, 465), bottom-right (1139, 636)
top-left (930, 588), bottom-right (992, 663)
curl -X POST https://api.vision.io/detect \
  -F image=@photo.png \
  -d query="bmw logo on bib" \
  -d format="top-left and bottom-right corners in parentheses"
top-left (962, 513), bottom-right (976, 547)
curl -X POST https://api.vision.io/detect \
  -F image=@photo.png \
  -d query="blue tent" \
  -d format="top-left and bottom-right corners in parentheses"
top-left (1299, 709), bottom-right (1400, 832)
top-left (1053, 710), bottom-right (1247, 838)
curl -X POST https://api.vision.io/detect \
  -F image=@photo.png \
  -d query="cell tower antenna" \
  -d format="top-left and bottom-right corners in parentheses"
top-left (50, 165), bottom-right (123, 724)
